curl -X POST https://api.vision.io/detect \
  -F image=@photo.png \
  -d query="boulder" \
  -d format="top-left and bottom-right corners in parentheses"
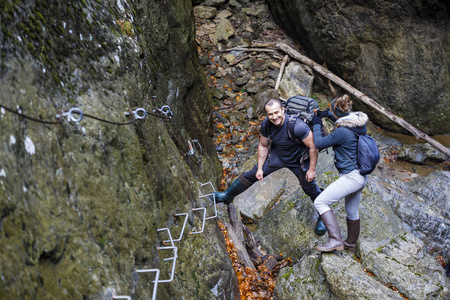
top-left (274, 252), bottom-right (338, 300)
top-left (215, 18), bottom-right (235, 42)
top-left (193, 5), bottom-right (218, 19)
top-left (251, 151), bottom-right (450, 299)
top-left (368, 171), bottom-right (450, 261)
top-left (397, 143), bottom-right (449, 164)
top-left (278, 62), bottom-right (315, 99)
top-left (359, 233), bottom-right (450, 299)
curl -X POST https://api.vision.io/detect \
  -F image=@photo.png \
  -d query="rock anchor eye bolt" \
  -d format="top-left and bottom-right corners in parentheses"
top-left (186, 139), bottom-right (203, 163)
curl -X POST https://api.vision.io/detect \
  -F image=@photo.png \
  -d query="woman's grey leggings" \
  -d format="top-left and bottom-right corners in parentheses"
top-left (314, 170), bottom-right (367, 220)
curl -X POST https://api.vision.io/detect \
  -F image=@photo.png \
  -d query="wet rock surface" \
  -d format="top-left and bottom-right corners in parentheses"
top-left (1, 1), bottom-right (233, 299)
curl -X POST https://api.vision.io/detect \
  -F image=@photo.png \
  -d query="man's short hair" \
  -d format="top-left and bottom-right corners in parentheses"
top-left (264, 98), bottom-right (282, 108)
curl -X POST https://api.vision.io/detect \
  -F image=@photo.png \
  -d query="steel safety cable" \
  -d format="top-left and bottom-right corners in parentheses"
top-left (83, 110), bottom-right (138, 125)
top-left (1, 104), bottom-right (172, 125)
top-left (0, 104), bottom-right (64, 125)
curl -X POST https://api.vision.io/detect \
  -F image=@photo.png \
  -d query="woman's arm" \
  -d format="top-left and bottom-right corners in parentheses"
top-left (312, 123), bottom-right (344, 150)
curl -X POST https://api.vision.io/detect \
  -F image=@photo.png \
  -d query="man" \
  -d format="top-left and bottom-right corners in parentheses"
top-left (212, 99), bottom-right (326, 235)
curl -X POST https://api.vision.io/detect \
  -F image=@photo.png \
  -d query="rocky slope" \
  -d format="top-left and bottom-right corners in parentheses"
top-left (193, 0), bottom-right (450, 299)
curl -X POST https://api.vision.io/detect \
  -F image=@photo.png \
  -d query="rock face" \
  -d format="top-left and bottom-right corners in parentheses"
top-left (0, 0), bottom-right (236, 299)
top-left (265, 0), bottom-right (450, 134)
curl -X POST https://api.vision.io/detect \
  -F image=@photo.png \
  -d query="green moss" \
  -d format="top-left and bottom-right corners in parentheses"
top-left (97, 236), bottom-right (106, 250)
top-left (280, 267), bottom-right (294, 278)
top-left (314, 258), bottom-right (321, 270)
top-left (27, 42), bottom-right (34, 51)
top-left (35, 11), bottom-right (45, 23)
top-left (51, 71), bottom-right (59, 84)
top-left (280, 201), bottom-right (296, 214)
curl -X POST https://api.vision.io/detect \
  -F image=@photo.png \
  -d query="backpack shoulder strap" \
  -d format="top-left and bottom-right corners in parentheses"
top-left (341, 127), bottom-right (359, 169)
top-left (286, 114), bottom-right (302, 144)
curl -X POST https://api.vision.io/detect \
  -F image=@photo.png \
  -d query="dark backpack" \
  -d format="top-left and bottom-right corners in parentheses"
top-left (283, 95), bottom-right (320, 144)
top-left (343, 129), bottom-right (380, 175)
top-left (283, 95), bottom-right (320, 124)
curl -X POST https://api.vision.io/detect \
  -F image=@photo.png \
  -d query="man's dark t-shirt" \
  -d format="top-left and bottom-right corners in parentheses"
top-left (261, 114), bottom-right (310, 168)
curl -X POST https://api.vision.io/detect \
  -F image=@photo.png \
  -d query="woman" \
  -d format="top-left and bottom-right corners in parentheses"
top-left (311, 94), bottom-right (368, 252)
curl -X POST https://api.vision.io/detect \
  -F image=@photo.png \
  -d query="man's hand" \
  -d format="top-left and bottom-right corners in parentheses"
top-left (305, 168), bottom-right (316, 182)
top-left (315, 109), bottom-right (329, 118)
top-left (256, 169), bottom-right (264, 180)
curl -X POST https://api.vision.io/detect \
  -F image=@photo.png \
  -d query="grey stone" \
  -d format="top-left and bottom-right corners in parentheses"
top-left (397, 143), bottom-right (449, 164)
top-left (274, 252), bottom-right (338, 300)
top-left (235, 74), bottom-right (252, 86)
top-left (215, 18), bottom-right (235, 42)
top-left (235, 170), bottom-right (288, 219)
top-left (216, 9), bottom-right (233, 19)
top-left (359, 233), bottom-right (450, 300)
top-left (321, 253), bottom-right (404, 299)
top-left (193, 5), bottom-right (217, 19)
top-left (367, 171), bottom-right (450, 260)
top-left (278, 62), bottom-right (314, 99)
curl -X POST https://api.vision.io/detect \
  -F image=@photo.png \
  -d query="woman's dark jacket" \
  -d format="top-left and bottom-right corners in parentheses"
top-left (313, 112), bottom-right (369, 174)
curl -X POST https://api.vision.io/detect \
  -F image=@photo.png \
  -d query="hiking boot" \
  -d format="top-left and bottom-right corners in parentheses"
top-left (316, 210), bottom-right (344, 252)
top-left (344, 218), bottom-right (360, 252)
top-left (210, 177), bottom-right (250, 205)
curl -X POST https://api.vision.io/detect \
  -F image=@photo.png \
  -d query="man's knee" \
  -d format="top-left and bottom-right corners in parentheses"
top-left (301, 181), bottom-right (321, 199)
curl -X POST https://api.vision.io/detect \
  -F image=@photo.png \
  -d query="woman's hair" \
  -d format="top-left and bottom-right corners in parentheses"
top-left (330, 94), bottom-right (352, 118)
top-left (334, 94), bottom-right (352, 113)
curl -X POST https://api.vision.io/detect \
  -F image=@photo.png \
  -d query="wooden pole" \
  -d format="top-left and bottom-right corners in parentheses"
top-left (275, 55), bottom-right (289, 90)
top-left (276, 42), bottom-right (450, 158)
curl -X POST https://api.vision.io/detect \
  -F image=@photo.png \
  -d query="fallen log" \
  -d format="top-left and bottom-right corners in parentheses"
top-left (223, 46), bottom-right (276, 53)
top-left (227, 204), bottom-right (246, 244)
top-left (222, 219), bottom-right (257, 270)
top-left (276, 42), bottom-right (450, 158)
top-left (227, 204), bottom-right (287, 271)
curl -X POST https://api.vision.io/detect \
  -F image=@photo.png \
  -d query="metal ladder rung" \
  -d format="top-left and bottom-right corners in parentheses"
top-left (190, 207), bottom-right (206, 235)
top-left (198, 181), bottom-right (218, 220)
top-left (157, 227), bottom-right (174, 247)
top-left (120, 182), bottom-right (219, 299)
top-left (163, 213), bottom-right (188, 243)
top-left (200, 193), bottom-right (217, 220)
top-left (155, 246), bottom-right (178, 283)
top-left (135, 268), bottom-right (160, 300)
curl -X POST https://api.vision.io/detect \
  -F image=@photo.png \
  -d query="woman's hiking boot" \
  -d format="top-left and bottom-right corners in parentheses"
top-left (344, 218), bottom-right (360, 251)
top-left (316, 210), bottom-right (344, 252)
